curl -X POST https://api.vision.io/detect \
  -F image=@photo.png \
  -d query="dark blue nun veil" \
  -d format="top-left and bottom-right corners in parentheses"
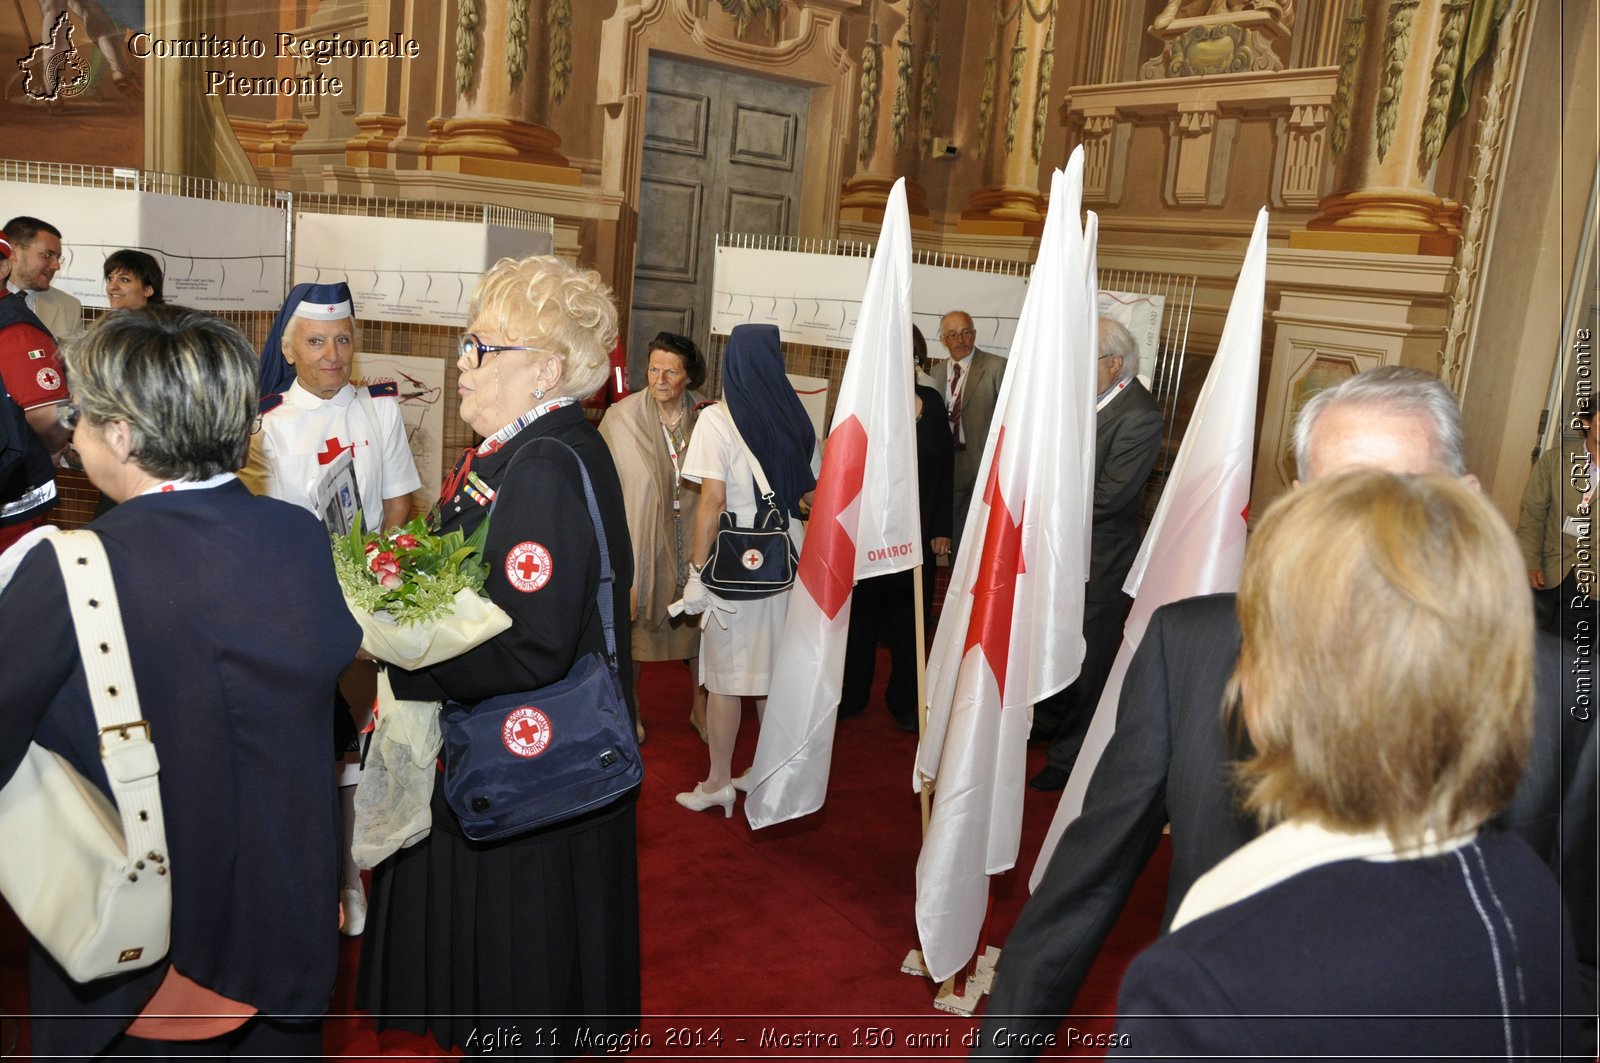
top-left (721, 324), bottom-right (816, 519)
top-left (258, 281), bottom-right (355, 397)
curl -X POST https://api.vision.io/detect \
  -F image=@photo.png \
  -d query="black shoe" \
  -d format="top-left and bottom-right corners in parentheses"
top-left (891, 716), bottom-right (918, 733)
top-left (1029, 766), bottom-right (1070, 792)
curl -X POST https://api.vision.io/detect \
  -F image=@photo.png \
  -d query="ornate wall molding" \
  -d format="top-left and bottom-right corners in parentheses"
top-left (1065, 67), bottom-right (1337, 210)
top-left (1438, 0), bottom-right (1534, 392)
top-left (1275, 101), bottom-right (1330, 209)
top-left (1374, 0), bottom-right (1419, 161)
top-left (1418, 0), bottom-right (1470, 170)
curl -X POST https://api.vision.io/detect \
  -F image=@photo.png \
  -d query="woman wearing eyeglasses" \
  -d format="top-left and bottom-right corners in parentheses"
top-left (356, 256), bottom-right (640, 1058)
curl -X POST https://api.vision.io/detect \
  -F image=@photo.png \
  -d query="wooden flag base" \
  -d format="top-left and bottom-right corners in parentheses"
top-left (900, 946), bottom-right (1003, 1016)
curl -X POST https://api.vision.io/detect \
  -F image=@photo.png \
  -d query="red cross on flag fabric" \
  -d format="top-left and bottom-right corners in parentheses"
top-left (742, 178), bottom-right (922, 829)
top-left (913, 155), bottom-right (1099, 982)
top-left (1029, 206), bottom-right (1270, 888)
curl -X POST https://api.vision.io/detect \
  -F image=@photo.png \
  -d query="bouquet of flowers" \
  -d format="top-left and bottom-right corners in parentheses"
top-left (334, 513), bottom-right (513, 867)
top-left (332, 514), bottom-right (512, 670)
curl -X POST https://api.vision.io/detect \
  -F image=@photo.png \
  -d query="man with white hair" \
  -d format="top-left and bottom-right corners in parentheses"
top-left (980, 366), bottom-right (1598, 1056)
top-left (1028, 317), bottom-right (1163, 792)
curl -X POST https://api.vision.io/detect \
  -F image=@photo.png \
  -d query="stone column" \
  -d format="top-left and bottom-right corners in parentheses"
top-left (144, 0), bottom-right (258, 183)
top-left (344, 0), bottom-right (411, 168)
top-left (839, 0), bottom-right (933, 229)
top-left (1289, 0), bottom-right (1469, 255)
top-left (421, 0), bottom-right (580, 185)
top-left (957, 0), bottom-right (1057, 236)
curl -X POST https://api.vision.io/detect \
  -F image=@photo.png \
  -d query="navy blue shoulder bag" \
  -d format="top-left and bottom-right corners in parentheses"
top-left (440, 438), bottom-right (642, 841)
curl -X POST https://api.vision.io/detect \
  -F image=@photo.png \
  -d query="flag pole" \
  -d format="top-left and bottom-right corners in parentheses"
top-left (913, 563), bottom-right (931, 835)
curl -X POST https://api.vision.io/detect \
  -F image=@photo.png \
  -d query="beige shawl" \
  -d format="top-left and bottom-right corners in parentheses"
top-left (599, 389), bottom-right (703, 627)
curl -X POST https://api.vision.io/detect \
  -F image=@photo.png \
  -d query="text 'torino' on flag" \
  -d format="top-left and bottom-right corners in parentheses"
top-left (742, 178), bottom-right (920, 829)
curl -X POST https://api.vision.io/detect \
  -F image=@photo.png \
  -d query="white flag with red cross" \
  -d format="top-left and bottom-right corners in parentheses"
top-left (1029, 206), bottom-right (1270, 887)
top-left (743, 178), bottom-right (921, 829)
top-left (913, 155), bottom-right (1098, 982)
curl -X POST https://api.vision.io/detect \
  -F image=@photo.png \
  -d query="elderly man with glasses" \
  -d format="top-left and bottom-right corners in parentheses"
top-left (929, 309), bottom-right (1009, 558)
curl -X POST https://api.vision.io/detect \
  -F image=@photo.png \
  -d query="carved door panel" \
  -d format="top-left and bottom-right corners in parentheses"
top-left (628, 55), bottom-right (809, 385)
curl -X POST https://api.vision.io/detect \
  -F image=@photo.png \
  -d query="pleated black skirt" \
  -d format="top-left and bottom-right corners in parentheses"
top-left (356, 784), bottom-right (641, 1059)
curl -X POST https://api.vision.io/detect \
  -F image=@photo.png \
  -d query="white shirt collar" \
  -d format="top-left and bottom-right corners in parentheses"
top-left (1171, 818), bottom-right (1478, 932)
top-left (285, 380), bottom-right (356, 409)
top-left (136, 472), bottom-right (238, 496)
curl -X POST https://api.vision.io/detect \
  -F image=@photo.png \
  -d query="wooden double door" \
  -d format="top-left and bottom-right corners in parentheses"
top-left (627, 55), bottom-right (810, 384)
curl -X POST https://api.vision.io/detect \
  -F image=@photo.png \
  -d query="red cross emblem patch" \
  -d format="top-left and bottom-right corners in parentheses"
top-left (741, 547), bottom-right (765, 570)
top-left (501, 706), bottom-right (551, 758)
top-left (35, 367), bottom-right (61, 391)
top-left (505, 541), bottom-right (553, 592)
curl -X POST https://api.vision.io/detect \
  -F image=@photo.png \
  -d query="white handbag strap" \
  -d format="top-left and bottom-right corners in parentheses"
top-left (46, 532), bottom-right (169, 868)
top-left (723, 413), bottom-right (779, 505)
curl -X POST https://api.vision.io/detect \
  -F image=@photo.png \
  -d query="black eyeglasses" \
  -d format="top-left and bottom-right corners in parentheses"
top-left (59, 403), bottom-right (81, 430)
top-left (459, 333), bottom-right (544, 368)
top-left (942, 328), bottom-right (976, 341)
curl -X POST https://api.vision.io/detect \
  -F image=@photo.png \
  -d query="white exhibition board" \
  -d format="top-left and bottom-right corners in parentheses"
top-left (1097, 289), bottom-right (1166, 390)
top-left (0, 181), bottom-right (286, 311)
top-left (295, 214), bottom-right (554, 327)
top-left (710, 244), bottom-right (1164, 377)
top-left (352, 351), bottom-right (446, 510)
top-left (788, 372), bottom-right (830, 444)
top-left (711, 245), bottom-right (1029, 356)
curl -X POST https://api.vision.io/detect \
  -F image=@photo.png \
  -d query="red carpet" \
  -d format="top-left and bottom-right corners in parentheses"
top-left (0, 651), bottom-right (1170, 1059)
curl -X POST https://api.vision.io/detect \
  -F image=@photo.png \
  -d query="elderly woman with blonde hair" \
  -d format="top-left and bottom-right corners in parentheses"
top-left (1112, 471), bottom-right (1585, 1057)
top-left (356, 256), bottom-right (640, 1056)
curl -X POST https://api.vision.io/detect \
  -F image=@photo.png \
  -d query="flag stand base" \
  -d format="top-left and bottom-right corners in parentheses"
top-left (900, 946), bottom-right (1002, 1016)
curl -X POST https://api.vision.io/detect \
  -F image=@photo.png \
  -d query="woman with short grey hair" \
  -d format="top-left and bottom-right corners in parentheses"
top-left (64, 307), bottom-right (255, 486)
top-left (0, 307), bottom-right (360, 1057)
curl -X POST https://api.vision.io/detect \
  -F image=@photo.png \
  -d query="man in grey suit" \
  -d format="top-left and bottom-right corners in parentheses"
top-left (2, 216), bottom-right (83, 343)
top-left (929, 309), bottom-right (1007, 557)
top-left (978, 366), bottom-right (1598, 1056)
top-left (1028, 318), bottom-right (1163, 792)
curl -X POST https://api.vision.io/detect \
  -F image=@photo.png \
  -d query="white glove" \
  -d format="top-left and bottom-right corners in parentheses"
top-left (669, 568), bottom-right (737, 629)
top-left (670, 567), bottom-right (712, 616)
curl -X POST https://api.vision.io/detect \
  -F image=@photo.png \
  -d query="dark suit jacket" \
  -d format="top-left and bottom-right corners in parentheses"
top-left (1089, 379), bottom-right (1162, 602)
top-left (915, 383), bottom-right (955, 564)
top-left (391, 403), bottom-right (639, 841)
top-left (930, 349), bottom-right (1007, 527)
top-left (391, 403), bottom-right (634, 710)
top-left (979, 593), bottom-right (1598, 1057)
top-left (1111, 831), bottom-right (1587, 1059)
top-left (0, 482), bottom-right (360, 1058)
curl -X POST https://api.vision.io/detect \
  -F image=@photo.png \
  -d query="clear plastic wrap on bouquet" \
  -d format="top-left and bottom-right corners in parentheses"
top-left (347, 589), bottom-right (511, 867)
top-left (343, 585), bottom-right (512, 671)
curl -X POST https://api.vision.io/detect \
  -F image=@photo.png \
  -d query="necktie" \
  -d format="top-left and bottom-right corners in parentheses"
top-left (949, 360), bottom-right (965, 451)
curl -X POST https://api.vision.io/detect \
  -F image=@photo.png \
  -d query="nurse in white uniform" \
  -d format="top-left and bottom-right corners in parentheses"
top-left (246, 282), bottom-right (421, 533)
top-left (245, 281), bottom-right (422, 939)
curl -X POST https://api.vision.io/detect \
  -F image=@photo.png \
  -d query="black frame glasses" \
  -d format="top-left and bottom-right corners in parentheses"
top-left (459, 333), bottom-right (543, 368)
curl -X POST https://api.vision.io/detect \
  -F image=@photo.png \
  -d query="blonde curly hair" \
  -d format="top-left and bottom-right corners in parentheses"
top-left (468, 255), bottom-right (619, 401)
